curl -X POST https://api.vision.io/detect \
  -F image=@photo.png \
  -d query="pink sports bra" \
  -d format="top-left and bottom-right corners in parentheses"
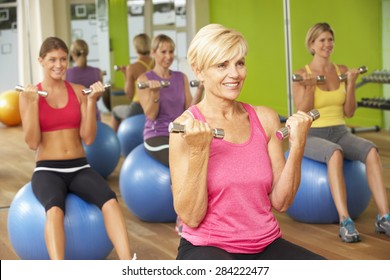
top-left (38, 81), bottom-right (81, 132)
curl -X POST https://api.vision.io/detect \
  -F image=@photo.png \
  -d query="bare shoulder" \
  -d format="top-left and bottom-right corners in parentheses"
top-left (294, 66), bottom-right (307, 75)
top-left (69, 82), bottom-right (85, 99)
top-left (137, 72), bottom-right (148, 82)
top-left (252, 105), bottom-right (281, 137)
top-left (336, 64), bottom-right (348, 73)
top-left (174, 109), bottom-right (193, 124)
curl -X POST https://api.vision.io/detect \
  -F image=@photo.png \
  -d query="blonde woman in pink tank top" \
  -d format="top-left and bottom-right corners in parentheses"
top-left (169, 24), bottom-right (324, 260)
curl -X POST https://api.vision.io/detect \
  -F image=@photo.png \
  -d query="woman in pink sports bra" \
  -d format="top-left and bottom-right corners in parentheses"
top-left (292, 22), bottom-right (390, 243)
top-left (19, 37), bottom-right (132, 260)
top-left (169, 24), bottom-right (324, 260)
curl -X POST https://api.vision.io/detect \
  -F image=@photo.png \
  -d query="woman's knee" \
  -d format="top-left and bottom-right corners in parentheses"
top-left (366, 147), bottom-right (381, 164)
top-left (101, 198), bottom-right (119, 211)
top-left (46, 206), bottom-right (65, 219)
top-left (328, 149), bottom-right (343, 164)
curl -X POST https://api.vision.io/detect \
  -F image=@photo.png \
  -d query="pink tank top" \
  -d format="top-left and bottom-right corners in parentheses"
top-left (182, 103), bottom-right (282, 254)
top-left (38, 81), bottom-right (81, 132)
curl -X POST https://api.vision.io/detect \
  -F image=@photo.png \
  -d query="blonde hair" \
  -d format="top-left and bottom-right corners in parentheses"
top-left (305, 22), bottom-right (335, 55)
top-left (70, 39), bottom-right (89, 67)
top-left (133, 33), bottom-right (151, 55)
top-left (151, 34), bottom-right (175, 53)
top-left (187, 23), bottom-right (248, 72)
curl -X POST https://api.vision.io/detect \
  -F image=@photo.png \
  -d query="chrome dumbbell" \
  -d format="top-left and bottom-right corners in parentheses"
top-left (113, 65), bottom-right (125, 71)
top-left (276, 109), bottom-right (320, 140)
top-left (15, 85), bottom-right (48, 97)
top-left (137, 80), bottom-right (170, 89)
top-left (338, 66), bottom-right (367, 81)
top-left (292, 74), bottom-right (326, 83)
top-left (168, 122), bottom-right (225, 139)
top-left (189, 80), bottom-right (200, 87)
top-left (82, 83), bottom-right (111, 95)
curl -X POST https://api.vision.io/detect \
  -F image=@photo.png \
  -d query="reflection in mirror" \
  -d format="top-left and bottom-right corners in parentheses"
top-left (0, 1), bottom-right (18, 92)
top-left (127, 0), bottom-right (146, 63)
top-left (127, 0), bottom-right (200, 96)
top-left (127, 0), bottom-right (187, 70)
top-left (69, 0), bottom-right (109, 112)
top-left (70, 3), bottom-right (99, 65)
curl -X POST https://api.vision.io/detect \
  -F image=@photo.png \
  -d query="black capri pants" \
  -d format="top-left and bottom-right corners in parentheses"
top-left (31, 158), bottom-right (117, 213)
top-left (177, 238), bottom-right (326, 260)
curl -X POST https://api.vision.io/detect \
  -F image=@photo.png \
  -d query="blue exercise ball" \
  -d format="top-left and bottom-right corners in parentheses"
top-left (119, 144), bottom-right (176, 222)
top-left (117, 114), bottom-right (145, 157)
top-left (83, 121), bottom-right (121, 178)
top-left (286, 153), bottom-right (371, 224)
top-left (7, 182), bottom-right (113, 260)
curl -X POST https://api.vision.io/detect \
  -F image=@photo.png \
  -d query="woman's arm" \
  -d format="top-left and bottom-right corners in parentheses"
top-left (169, 112), bottom-right (213, 228)
top-left (292, 68), bottom-right (317, 112)
top-left (339, 64), bottom-right (358, 118)
top-left (182, 74), bottom-right (193, 109)
top-left (78, 82), bottom-right (104, 145)
top-left (137, 73), bottom-right (161, 120)
top-left (124, 64), bottom-right (136, 102)
top-left (19, 84), bottom-right (41, 150)
top-left (256, 106), bottom-right (312, 212)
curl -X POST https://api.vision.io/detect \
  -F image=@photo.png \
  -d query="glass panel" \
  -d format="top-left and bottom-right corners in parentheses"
top-left (175, 0), bottom-right (186, 28)
top-left (127, 0), bottom-right (145, 63)
top-left (70, 3), bottom-right (99, 67)
top-left (153, 0), bottom-right (175, 26)
top-left (126, 0), bottom-right (187, 73)
top-left (0, 6), bottom-right (17, 92)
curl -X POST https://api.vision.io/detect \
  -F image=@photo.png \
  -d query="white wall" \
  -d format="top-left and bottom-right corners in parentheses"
top-left (17, 0), bottom-right (55, 85)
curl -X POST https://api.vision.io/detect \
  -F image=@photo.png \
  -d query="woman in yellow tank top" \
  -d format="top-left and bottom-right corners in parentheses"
top-left (111, 33), bottom-right (154, 132)
top-left (292, 22), bottom-right (390, 243)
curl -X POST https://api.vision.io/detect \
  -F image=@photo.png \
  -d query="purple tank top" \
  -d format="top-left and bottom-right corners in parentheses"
top-left (66, 66), bottom-right (100, 88)
top-left (143, 70), bottom-right (186, 139)
top-left (65, 66), bottom-right (101, 121)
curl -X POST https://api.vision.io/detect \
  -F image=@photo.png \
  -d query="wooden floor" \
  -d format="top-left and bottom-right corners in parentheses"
top-left (1, 113), bottom-right (390, 260)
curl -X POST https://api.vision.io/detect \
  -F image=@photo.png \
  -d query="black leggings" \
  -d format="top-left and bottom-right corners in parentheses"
top-left (31, 158), bottom-right (117, 213)
top-left (176, 238), bottom-right (326, 260)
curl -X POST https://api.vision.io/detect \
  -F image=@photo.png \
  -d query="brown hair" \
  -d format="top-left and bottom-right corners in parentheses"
top-left (39, 37), bottom-right (69, 59)
top-left (70, 39), bottom-right (89, 67)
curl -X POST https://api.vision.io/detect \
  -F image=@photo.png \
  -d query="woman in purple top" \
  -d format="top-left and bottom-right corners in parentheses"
top-left (137, 34), bottom-right (196, 166)
top-left (65, 39), bottom-right (103, 121)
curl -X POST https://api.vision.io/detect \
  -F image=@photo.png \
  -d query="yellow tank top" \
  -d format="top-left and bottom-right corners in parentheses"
top-left (133, 59), bottom-right (154, 102)
top-left (305, 64), bottom-right (346, 127)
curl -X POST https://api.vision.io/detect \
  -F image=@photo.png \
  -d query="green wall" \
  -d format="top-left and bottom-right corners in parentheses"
top-left (108, 0), bottom-right (129, 88)
top-left (210, 0), bottom-right (383, 127)
top-left (109, 0), bottom-right (383, 128)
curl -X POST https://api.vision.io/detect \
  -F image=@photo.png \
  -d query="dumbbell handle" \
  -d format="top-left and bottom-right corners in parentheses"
top-left (15, 85), bottom-right (48, 97)
top-left (168, 122), bottom-right (225, 139)
top-left (276, 109), bottom-right (320, 140)
top-left (137, 80), bottom-right (170, 89)
top-left (113, 65), bottom-right (125, 71)
top-left (292, 75), bottom-right (326, 83)
top-left (82, 83), bottom-right (111, 95)
top-left (338, 66), bottom-right (367, 81)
